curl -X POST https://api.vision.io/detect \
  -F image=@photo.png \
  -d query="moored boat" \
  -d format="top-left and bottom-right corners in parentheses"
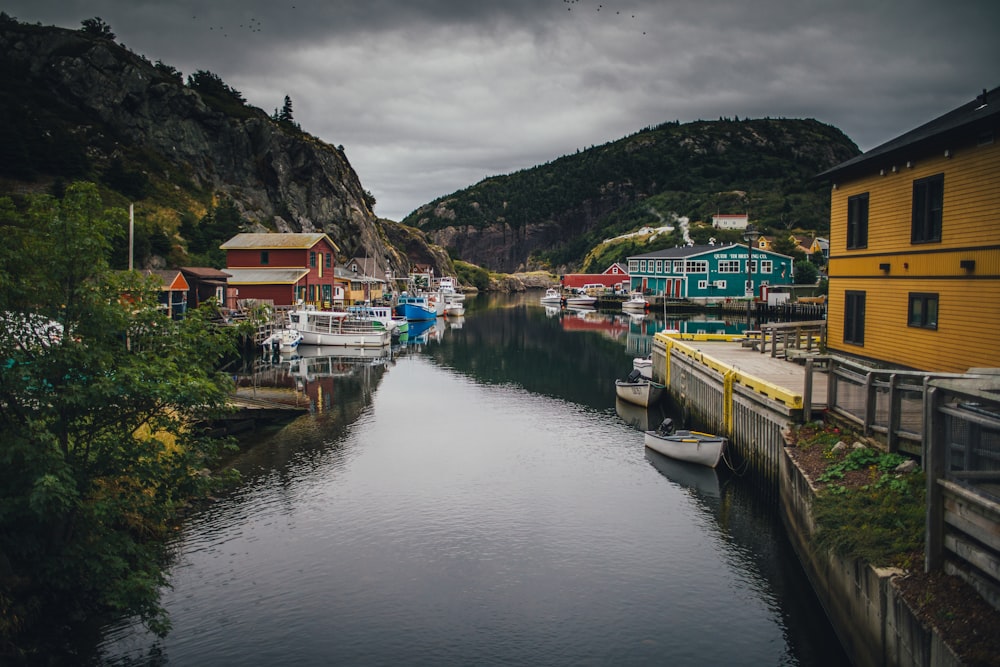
top-left (540, 288), bottom-right (563, 306)
top-left (614, 369), bottom-right (665, 408)
top-left (261, 328), bottom-right (303, 352)
top-left (347, 304), bottom-right (409, 337)
top-left (286, 308), bottom-right (392, 348)
top-left (445, 302), bottom-right (465, 317)
top-left (395, 294), bottom-right (437, 321)
top-left (644, 418), bottom-right (727, 468)
top-left (565, 293), bottom-right (597, 307)
top-left (621, 292), bottom-right (649, 312)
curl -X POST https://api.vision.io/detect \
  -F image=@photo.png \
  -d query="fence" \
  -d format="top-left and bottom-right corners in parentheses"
top-left (821, 357), bottom-right (979, 456)
top-left (925, 375), bottom-right (1000, 611)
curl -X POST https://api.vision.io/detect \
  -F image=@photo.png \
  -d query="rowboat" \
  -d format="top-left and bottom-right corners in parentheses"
top-left (614, 369), bottom-right (665, 408)
top-left (644, 418), bottom-right (727, 468)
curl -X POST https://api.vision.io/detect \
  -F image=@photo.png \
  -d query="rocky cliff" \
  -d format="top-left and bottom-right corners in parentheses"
top-left (0, 17), bottom-right (444, 276)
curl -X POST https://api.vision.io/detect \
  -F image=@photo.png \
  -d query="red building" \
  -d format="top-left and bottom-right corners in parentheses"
top-left (220, 233), bottom-right (341, 308)
top-left (560, 263), bottom-right (631, 292)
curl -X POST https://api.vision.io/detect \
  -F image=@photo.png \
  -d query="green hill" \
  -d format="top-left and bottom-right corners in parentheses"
top-left (403, 117), bottom-right (860, 272)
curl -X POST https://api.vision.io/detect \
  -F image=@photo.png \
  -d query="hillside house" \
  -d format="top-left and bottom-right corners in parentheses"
top-left (627, 244), bottom-right (794, 303)
top-left (712, 213), bottom-right (749, 230)
top-left (179, 266), bottom-right (229, 310)
top-left (818, 86), bottom-right (1000, 373)
top-left (220, 233), bottom-right (341, 308)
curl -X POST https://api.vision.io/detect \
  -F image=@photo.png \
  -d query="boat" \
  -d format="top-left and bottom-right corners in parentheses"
top-left (285, 308), bottom-right (392, 348)
top-left (445, 302), bottom-right (465, 317)
top-left (565, 293), bottom-right (597, 307)
top-left (347, 304), bottom-right (409, 337)
top-left (395, 293), bottom-right (437, 321)
top-left (621, 292), bottom-right (649, 312)
top-left (540, 288), bottom-right (563, 306)
top-left (614, 368), bottom-right (665, 408)
top-left (633, 355), bottom-right (652, 379)
top-left (437, 277), bottom-right (465, 302)
top-left (644, 418), bottom-right (727, 468)
top-left (261, 328), bottom-right (303, 352)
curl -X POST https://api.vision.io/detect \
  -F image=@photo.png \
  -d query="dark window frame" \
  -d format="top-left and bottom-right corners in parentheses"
top-left (260, 251), bottom-right (269, 265)
top-left (911, 173), bottom-right (944, 244)
top-left (310, 251), bottom-right (317, 268)
top-left (908, 293), bottom-right (939, 330)
top-left (844, 290), bottom-right (866, 346)
top-left (846, 192), bottom-right (869, 249)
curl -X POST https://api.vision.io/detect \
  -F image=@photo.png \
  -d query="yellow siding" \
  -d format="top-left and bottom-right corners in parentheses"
top-left (828, 279), bottom-right (1000, 373)
top-left (827, 136), bottom-right (1000, 372)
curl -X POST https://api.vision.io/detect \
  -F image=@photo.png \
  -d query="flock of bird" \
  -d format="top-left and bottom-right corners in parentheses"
top-left (562, 0), bottom-right (647, 35)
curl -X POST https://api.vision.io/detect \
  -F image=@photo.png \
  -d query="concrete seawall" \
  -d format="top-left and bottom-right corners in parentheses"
top-left (653, 332), bottom-right (963, 666)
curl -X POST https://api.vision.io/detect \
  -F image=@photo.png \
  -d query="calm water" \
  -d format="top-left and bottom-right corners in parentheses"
top-left (98, 294), bottom-right (846, 666)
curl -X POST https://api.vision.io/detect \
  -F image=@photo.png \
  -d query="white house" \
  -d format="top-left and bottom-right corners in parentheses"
top-left (712, 214), bottom-right (749, 230)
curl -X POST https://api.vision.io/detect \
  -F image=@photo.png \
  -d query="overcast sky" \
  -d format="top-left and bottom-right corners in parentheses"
top-left (7, 1), bottom-right (999, 220)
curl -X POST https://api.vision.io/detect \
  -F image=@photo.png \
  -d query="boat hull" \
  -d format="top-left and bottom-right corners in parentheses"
top-left (565, 296), bottom-right (597, 307)
top-left (299, 328), bottom-right (391, 348)
top-left (395, 301), bottom-right (437, 321)
top-left (644, 430), bottom-right (726, 468)
top-left (615, 379), bottom-right (665, 408)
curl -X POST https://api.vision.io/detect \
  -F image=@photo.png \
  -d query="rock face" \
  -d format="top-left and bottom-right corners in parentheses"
top-left (0, 19), bottom-right (415, 272)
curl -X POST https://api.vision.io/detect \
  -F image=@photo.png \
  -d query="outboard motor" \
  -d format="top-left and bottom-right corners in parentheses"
top-left (657, 418), bottom-right (676, 436)
top-left (626, 368), bottom-right (643, 383)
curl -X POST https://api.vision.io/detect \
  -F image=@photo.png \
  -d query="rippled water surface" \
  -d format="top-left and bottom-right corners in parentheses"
top-left (100, 295), bottom-right (845, 666)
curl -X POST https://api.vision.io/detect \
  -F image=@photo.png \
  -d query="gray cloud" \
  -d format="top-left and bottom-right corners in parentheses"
top-left (6, 0), bottom-right (998, 220)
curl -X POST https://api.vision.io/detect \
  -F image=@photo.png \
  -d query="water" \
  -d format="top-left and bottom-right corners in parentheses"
top-left (98, 294), bottom-right (846, 666)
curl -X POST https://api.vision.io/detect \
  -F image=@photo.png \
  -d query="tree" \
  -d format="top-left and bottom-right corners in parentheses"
top-left (80, 17), bottom-right (115, 40)
top-left (279, 95), bottom-right (294, 123)
top-left (0, 183), bottom-right (240, 656)
top-left (793, 260), bottom-right (819, 285)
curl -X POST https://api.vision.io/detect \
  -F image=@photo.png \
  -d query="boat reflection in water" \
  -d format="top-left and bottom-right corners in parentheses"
top-left (644, 448), bottom-right (721, 501)
top-left (614, 396), bottom-right (664, 432)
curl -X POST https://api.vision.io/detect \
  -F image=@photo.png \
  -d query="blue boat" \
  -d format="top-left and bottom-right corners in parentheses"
top-left (394, 294), bottom-right (436, 321)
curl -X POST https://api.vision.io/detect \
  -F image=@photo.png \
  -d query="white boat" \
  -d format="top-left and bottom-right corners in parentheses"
top-left (445, 302), bottom-right (465, 317)
top-left (565, 294), bottom-right (597, 307)
top-left (261, 328), bottom-right (303, 352)
top-left (540, 288), bottom-right (563, 306)
top-left (615, 369), bottom-right (665, 408)
top-left (286, 308), bottom-right (392, 348)
top-left (621, 292), bottom-right (649, 312)
top-left (347, 304), bottom-right (409, 337)
top-left (644, 418), bottom-right (727, 468)
top-left (633, 356), bottom-right (652, 379)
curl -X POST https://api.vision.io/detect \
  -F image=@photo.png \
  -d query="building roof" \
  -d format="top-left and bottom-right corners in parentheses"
top-left (179, 266), bottom-right (231, 280)
top-left (141, 269), bottom-right (189, 291)
top-left (818, 85), bottom-right (1000, 181)
top-left (219, 232), bottom-right (340, 252)
top-left (629, 243), bottom-right (792, 261)
top-left (222, 268), bottom-right (309, 285)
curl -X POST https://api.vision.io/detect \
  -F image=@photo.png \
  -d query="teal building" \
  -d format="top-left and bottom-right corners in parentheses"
top-left (627, 243), bottom-right (795, 302)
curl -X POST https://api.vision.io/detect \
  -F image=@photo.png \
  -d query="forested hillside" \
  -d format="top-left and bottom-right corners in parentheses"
top-left (403, 118), bottom-right (860, 272)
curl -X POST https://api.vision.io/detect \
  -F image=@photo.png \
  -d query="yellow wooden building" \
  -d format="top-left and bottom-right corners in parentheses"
top-left (818, 87), bottom-right (1000, 373)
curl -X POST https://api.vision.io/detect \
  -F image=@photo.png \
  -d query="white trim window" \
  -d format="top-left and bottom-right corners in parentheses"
top-left (686, 260), bottom-right (708, 273)
top-left (629, 260), bottom-right (638, 272)
top-left (761, 260), bottom-right (773, 274)
top-left (698, 280), bottom-right (708, 289)
top-left (655, 260), bottom-right (663, 273)
top-left (714, 279), bottom-right (726, 288)
top-left (673, 260), bottom-right (685, 273)
top-left (718, 259), bottom-right (740, 273)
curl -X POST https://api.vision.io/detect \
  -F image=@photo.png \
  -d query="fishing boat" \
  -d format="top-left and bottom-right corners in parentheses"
top-left (347, 304), bottom-right (409, 337)
top-left (261, 328), bottom-right (303, 352)
top-left (540, 288), bottom-right (563, 306)
top-left (445, 302), bottom-right (465, 317)
top-left (621, 292), bottom-right (649, 312)
top-left (564, 293), bottom-right (597, 307)
top-left (395, 293), bottom-right (437, 321)
top-left (644, 418), bottom-right (727, 468)
top-left (614, 369), bottom-right (665, 408)
top-left (632, 355), bottom-right (652, 379)
top-left (286, 308), bottom-right (392, 348)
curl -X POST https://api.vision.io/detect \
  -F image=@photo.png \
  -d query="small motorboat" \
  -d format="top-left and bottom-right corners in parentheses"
top-left (565, 293), bottom-right (597, 307)
top-left (644, 418), bottom-right (727, 468)
top-left (261, 328), bottom-right (303, 352)
top-left (614, 368), bottom-right (665, 408)
top-left (540, 288), bottom-right (563, 306)
top-left (445, 302), bottom-right (465, 317)
top-left (621, 292), bottom-right (649, 312)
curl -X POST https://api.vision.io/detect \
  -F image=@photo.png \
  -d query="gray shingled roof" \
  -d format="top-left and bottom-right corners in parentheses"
top-left (818, 86), bottom-right (1000, 180)
top-left (222, 268), bottom-right (309, 284)
top-left (219, 233), bottom-right (339, 252)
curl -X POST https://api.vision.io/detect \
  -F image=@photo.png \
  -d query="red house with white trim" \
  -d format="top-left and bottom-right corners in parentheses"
top-left (220, 233), bottom-right (341, 308)
top-left (560, 263), bottom-right (631, 292)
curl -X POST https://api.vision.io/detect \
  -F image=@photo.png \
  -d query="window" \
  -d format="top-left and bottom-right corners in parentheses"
top-left (310, 251), bottom-right (317, 268)
top-left (912, 174), bottom-right (943, 243)
top-left (761, 260), bottom-right (773, 274)
top-left (714, 279), bottom-right (727, 289)
top-left (718, 260), bottom-right (741, 273)
top-left (685, 260), bottom-right (708, 273)
top-left (655, 260), bottom-right (663, 273)
top-left (640, 260), bottom-right (647, 272)
top-left (673, 260), bottom-right (685, 273)
top-left (629, 260), bottom-right (638, 272)
top-left (847, 193), bottom-right (869, 249)
top-left (908, 293), bottom-right (938, 329)
top-left (844, 291), bottom-right (866, 345)
top-left (326, 253), bottom-right (332, 268)
top-left (698, 280), bottom-right (708, 289)
top-left (260, 251), bottom-right (269, 265)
